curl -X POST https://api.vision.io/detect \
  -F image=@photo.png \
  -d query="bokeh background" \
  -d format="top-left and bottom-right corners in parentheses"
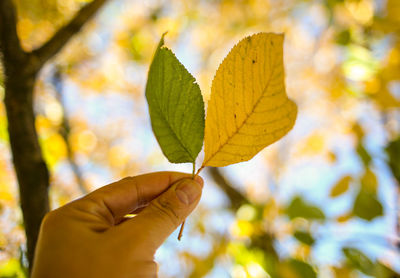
top-left (0, 0), bottom-right (400, 277)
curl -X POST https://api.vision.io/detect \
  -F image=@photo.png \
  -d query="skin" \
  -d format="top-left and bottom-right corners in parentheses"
top-left (31, 172), bottom-right (204, 278)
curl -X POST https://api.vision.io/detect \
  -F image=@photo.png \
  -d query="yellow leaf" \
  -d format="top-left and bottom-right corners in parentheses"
top-left (298, 133), bottom-right (325, 155)
top-left (202, 33), bottom-right (297, 167)
top-left (230, 220), bottom-right (254, 238)
top-left (332, 266), bottom-right (353, 278)
top-left (387, 0), bottom-right (400, 25)
top-left (336, 211), bottom-right (353, 223)
top-left (330, 175), bottom-right (352, 197)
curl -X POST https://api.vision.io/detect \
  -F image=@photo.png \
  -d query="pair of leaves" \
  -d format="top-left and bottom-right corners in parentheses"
top-left (146, 32), bottom-right (297, 170)
top-left (330, 170), bottom-right (383, 222)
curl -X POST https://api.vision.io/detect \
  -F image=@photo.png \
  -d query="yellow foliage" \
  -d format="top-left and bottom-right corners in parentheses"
top-left (203, 33), bottom-right (297, 167)
top-left (298, 133), bottom-right (325, 155)
top-left (278, 263), bottom-right (301, 278)
top-left (70, 130), bottom-right (97, 153)
top-left (108, 145), bottom-right (130, 168)
top-left (263, 199), bottom-right (279, 222)
top-left (294, 244), bottom-right (311, 259)
top-left (17, 18), bottom-right (34, 41)
top-left (35, 115), bottom-right (53, 135)
top-left (370, 88), bottom-right (400, 109)
top-left (330, 175), bottom-right (352, 197)
top-left (0, 183), bottom-right (14, 203)
top-left (231, 220), bottom-right (254, 238)
top-left (345, 0), bottom-right (374, 25)
top-left (387, 0), bottom-right (400, 24)
top-left (364, 78), bottom-right (381, 95)
top-left (231, 265), bottom-right (247, 278)
top-left (246, 262), bottom-right (269, 278)
top-left (332, 266), bottom-right (354, 278)
top-left (336, 211), bottom-right (354, 223)
top-left (327, 151), bottom-right (337, 163)
top-left (44, 101), bottom-right (63, 125)
top-left (0, 258), bottom-right (25, 278)
top-left (237, 204), bottom-right (257, 221)
top-left (42, 133), bottom-right (67, 168)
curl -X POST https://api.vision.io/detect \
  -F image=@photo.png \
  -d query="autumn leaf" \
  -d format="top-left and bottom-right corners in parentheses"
top-left (332, 266), bottom-right (353, 278)
top-left (330, 175), bottom-right (352, 197)
top-left (202, 32), bottom-right (297, 167)
top-left (336, 211), bottom-right (354, 223)
top-left (145, 34), bottom-right (205, 164)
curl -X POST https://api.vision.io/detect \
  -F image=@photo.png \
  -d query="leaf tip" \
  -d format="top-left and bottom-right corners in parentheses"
top-left (157, 31), bottom-right (169, 49)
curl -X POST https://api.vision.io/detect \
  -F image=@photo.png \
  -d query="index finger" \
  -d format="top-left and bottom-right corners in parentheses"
top-left (84, 171), bottom-right (203, 221)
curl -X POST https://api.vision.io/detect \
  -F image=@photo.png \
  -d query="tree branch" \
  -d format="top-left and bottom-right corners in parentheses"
top-left (207, 168), bottom-right (279, 260)
top-left (31, 0), bottom-right (107, 69)
top-left (51, 67), bottom-right (88, 194)
top-left (0, 0), bottom-right (27, 69)
top-left (207, 167), bottom-right (249, 210)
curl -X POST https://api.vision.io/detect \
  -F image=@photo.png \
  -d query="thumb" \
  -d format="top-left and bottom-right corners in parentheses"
top-left (126, 178), bottom-right (203, 252)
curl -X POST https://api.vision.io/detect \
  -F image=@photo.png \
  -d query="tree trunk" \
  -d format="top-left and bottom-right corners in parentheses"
top-left (4, 70), bottom-right (50, 270)
top-left (1, 0), bottom-right (108, 271)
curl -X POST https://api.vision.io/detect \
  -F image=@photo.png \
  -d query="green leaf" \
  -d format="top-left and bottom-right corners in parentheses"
top-left (373, 262), bottom-right (400, 278)
top-left (386, 136), bottom-right (400, 184)
top-left (294, 231), bottom-right (315, 246)
top-left (336, 29), bottom-right (351, 45)
top-left (356, 142), bottom-right (372, 167)
top-left (287, 196), bottom-right (325, 221)
top-left (360, 168), bottom-right (378, 193)
top-left (145, 34), bottom-right (205, 163)
top-left (288, 259), bottom-right (317, 278)
top-left (342, 247), bottom-right (374, 276)
top-left (352, 190), bottom-right (383, 221)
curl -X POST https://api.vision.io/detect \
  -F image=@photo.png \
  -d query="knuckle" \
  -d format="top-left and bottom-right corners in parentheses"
top-left (40, 210), bottom-right (59, 231)
top-left (150, 198), bottom-right (180, 227)
top-left (132, 180), bottom-right (145, 207)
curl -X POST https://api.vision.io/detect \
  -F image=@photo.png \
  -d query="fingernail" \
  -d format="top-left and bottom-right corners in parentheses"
top-left (176, 180), bottom-right (201, 205)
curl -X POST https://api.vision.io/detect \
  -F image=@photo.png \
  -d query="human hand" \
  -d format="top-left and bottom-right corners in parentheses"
top-left (31, 172), bottom-right (203, 278)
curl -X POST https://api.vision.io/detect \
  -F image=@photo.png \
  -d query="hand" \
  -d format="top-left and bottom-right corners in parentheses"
top-left (31, 172), bottom-right (203, 278)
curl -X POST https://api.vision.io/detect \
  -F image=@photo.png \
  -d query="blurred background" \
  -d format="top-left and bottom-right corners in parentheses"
top-left (0, 0), bottom-right (400, 277)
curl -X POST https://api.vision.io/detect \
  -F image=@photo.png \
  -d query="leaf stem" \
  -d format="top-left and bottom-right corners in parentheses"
top-left (194, 165), bottom-right (205, 178)
top-left (178, 161), bottom-right (197, 241)
top-left (177, 220), bottom-right (185, 241)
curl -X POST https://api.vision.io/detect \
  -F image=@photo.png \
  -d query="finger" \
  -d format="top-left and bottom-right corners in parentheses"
top-left (119, 178), bottom-right (203, 252)
top-left (81, 172), bottom-right (204, 223)
top-left (115, 207), bottom-right (146, 225)
top-left (130, 206), bottom-right (146, 215)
